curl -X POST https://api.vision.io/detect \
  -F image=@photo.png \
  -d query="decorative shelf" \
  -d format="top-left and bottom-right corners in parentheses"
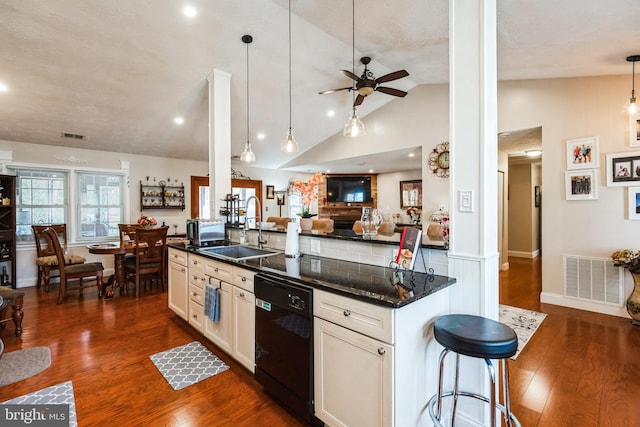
top-left (140, 181), bottom-right (185, 210)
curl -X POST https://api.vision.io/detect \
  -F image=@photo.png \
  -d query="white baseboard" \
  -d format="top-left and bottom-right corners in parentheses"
top-left (540, 292), bottom-right (629, 318)
top-left (507, 250), bottom-right (540, 259)
top-left (16, 268), bottom-right (116, 289)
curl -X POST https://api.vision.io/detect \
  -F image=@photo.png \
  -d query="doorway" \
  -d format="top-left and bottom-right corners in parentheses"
top-left (190, 176), bottom-right (263, 223)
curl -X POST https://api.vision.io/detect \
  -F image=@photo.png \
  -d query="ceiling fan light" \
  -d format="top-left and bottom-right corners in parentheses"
top-left (240, 141), bottom-right (256, 163)
top-left (281, 128), bottom-right (298, 153)
top-left (359, 87), bottom-right (374, 96)
top-left (343, 108), bottom-right (366, 137)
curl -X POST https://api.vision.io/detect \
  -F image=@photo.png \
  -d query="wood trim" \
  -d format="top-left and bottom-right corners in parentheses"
top-left (190, 176), bottom-right (209, 218)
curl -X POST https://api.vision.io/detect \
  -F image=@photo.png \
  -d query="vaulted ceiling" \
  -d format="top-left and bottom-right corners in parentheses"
top-left (0, 0), bottom-right (638, 172)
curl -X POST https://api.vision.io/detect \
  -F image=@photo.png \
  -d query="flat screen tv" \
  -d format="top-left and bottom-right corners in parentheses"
top-left (326, 176), bottom-right (372, 203)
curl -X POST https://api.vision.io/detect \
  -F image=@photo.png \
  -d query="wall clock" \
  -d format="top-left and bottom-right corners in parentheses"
top-left (428, 141), bottom-right (450, 178)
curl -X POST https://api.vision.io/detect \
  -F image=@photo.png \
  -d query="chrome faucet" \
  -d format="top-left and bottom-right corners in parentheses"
top-left (245, 195), bottom-right (266, 248)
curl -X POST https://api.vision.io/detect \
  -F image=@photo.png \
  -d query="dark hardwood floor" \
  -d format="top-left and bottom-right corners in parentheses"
top-left (1, 257), bottom-right (638, 426)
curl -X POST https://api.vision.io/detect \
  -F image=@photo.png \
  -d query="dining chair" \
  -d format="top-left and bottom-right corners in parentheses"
top-left (118, 224), bottom-right (141, 261)
top-left (32, 224), bottom-right (86, 291)
top-left (40, 227), bottom-right (104, 304)
top-left (124, 226), bottom-right (169, 297)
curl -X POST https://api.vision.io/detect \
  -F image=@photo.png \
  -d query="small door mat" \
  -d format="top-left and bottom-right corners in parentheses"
top-left (0, 346), bottom-right (51, 386)
top-left (149, 341), bottom-right (229, 390)
top-left (499, 305), bottom-right (547, 359)
top-left (1, 381), bottom-right (77, 427)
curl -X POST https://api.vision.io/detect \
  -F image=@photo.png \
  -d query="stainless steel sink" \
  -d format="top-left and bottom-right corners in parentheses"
top-left (199, 245), bottom-right (281, 261)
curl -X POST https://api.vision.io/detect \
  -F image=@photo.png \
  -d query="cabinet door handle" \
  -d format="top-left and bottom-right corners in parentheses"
top-left (343, 309), bottom-right (351, 317)
top-left (241, 276), bottom-right (247, 281)
top-left (191, 291), bottom-right (197, 297)
top-left (180, 268), bottom-right (185, 272)
top-left (239, 292), bottom-right (245, 298)
top-left (378, 348), bottom-right (386, 355)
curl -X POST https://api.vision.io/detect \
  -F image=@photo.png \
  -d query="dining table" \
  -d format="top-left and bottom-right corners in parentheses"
top-left (87, 241), bottom-right (137, 298)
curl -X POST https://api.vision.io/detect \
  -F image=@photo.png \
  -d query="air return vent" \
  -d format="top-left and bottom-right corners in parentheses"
top-left (564, 255), bottom-right (623, 306)
top-left (61, 132), bottom-right (84, 140)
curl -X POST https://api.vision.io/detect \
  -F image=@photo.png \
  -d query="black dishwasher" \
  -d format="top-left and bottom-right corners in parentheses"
top-left (254, 273), bottom-right (320, 425)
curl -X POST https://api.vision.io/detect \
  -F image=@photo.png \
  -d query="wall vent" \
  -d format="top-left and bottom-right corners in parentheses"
top-left (564, 255), bottom-right (623, 306)
top-left (61, 132), bottom-right (84, 140)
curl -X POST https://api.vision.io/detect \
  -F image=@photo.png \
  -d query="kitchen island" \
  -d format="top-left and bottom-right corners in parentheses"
top-left (167, 242), bottom-right (455, 427)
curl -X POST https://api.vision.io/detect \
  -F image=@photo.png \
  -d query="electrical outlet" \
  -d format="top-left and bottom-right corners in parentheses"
top-left (311, 239), bottom-right (321, 254)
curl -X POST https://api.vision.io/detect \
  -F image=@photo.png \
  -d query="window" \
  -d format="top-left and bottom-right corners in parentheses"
top-left (11, 167), bottom-right (126, 243)
top-left (77, 172), bottom-right (123, 239)
top-left (14, 169), bottom-right (67, 242)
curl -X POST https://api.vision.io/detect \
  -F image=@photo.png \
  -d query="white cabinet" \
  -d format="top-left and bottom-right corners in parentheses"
top-left (232, 284), bottom-right (255, 371)
top-left (313, 287), bottom-right (450, 427)
top-left (168, 248), bottom-right (188, 319)
top-left (187, 254), bottom-right (206, 332)
top-left (203, 280), bottom-right (233, 354)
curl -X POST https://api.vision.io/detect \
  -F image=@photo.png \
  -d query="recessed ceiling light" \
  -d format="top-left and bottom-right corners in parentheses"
top-left (0, 83), bottom-right (8, 92)
top-left (326, 169), bottom-right (331, 173)
top-left (408, 153), bottom-right (415, 157)
top-left (369, 169), bottom-right (374, 173)
top-left (183, 5), bottom-right (197, 18)
top-left (257, 133), bottom-right (265, 140)
top-left (327, 110), bottom-right (335, 117)
top-left (525, 149), bottom-right (542, 157)
top-left (174, 116), bottom-right (184, 125)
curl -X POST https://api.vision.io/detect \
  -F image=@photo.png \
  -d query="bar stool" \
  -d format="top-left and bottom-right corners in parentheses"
top-left (427, 314), bottom-right (521, 427)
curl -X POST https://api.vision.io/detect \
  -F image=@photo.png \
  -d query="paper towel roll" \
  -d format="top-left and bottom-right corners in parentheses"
top-left (285, 222), bottom-right (299, 256)
top-left (285, 257), bottom-right (300, 277)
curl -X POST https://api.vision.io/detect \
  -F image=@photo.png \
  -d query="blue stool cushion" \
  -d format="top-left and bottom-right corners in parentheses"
top-left (434, 314), bottom-right (518, 359)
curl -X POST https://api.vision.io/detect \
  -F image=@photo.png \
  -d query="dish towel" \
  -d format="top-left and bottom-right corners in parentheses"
top-left (204, 284), bottom-right (220, 323)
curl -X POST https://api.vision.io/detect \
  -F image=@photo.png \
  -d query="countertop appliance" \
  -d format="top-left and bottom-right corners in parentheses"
top-left (254, 273), bottom-right (321, 426)
top-left (186, 219), bottom-right (225, 247)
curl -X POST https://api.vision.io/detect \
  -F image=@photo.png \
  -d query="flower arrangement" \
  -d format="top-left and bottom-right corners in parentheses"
top-left (406, 207), bottom-right (421, 224)
top-left (611, 249), bottom-right (640, 274)
top-left (137, 214), bottom-right (157, 229)
top-left (293, 172), bottom-right (324, 218)
top-left (429, 209), bottom-right (450, 246)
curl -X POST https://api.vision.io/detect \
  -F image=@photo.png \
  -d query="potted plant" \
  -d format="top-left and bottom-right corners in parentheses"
top-left (292, 172), bottom-right (324, 230)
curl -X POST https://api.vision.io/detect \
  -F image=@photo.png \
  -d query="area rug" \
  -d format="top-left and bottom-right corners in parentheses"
top-left (0, 381), bottom-right (77, 427)
top-left (149, 341), bottom-right (229, 391)
top-left (0, 346), bottom-right (51, 386)
top-left (499, 305), bottom-right (547, 359)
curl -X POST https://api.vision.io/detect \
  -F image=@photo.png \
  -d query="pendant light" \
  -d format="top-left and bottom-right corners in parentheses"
top-left (281, 0), bottom-right (299, 153)
top-left (240, 35), bottom-right (256, 163)
top-left (627, 55), bottom-right (640, 115)
top-left (343, 0), bottom-right (365, 138)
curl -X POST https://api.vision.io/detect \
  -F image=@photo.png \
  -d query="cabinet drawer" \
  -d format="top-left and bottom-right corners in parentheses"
top-left (314, 289), bottom-right (394, 344)
top-left (188, 254), bottom-right (206, 274)
top-left (189, 300), bottom-right (204, 332)
top-left (189, 271), bottom-right (206, 289)
top-left (189, 283), bottom-right (204, 306)
top-left (233, 267), bottom-right (254, 293)
top-left (168, 248), bottom-right (187, 266)
top-left (204, 259), bottom-right (233, 283)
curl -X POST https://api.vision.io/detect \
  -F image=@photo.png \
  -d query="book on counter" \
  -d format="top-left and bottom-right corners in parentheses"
top-left (395, 226), bottom-right (423, 270)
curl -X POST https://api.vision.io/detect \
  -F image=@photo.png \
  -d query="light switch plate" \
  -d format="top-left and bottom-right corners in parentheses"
top-left (459, 190), bottom-right (474, 212)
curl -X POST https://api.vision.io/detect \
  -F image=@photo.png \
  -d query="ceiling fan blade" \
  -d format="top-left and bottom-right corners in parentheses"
top-left (375, 69), bottom-right (409, 84)
top-left (354, 94), bottom-right (365, 107)
top-left (376, 86), bottom-right (408, 97)
top-left (319, 87), bottom-right (353, 95)
top-left (341, 70), bottom-right (361, 81)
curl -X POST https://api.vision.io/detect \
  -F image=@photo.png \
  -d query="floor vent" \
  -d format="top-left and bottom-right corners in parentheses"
top-left (61, 132), bottom-right (84, 140)
top-left (564, 255), bottom-right (623, 306)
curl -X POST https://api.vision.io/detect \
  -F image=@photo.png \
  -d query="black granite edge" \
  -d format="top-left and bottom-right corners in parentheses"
top-left (168, 242), bottom-right (456, 308)
top-left (232, 226), bottom-right (448, 251)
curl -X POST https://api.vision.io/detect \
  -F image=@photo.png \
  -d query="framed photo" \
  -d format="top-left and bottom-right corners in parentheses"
top-left (606, 151), bottom-right (640, 186)
top-left (400, 180), bottom-right (422, 208)
top-left (565, 169), bottom-right (598, 200)
top-left (534, 186), bottom-right (541, 208)
top-left (566, 137), bottom-right (599, 170)
top-left (629, 113), bottom-right (640, 147)
top-left (266, 185), bottom-right (275, 199)
top-left (628, 187), bottom-right (640, 220)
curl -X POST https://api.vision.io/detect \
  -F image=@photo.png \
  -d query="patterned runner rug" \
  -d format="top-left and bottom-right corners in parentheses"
top-left (499, 305), bottom-right (547, 359)
top-left (150, 341), bottom-right (229, 390)
top-left (0, 381), bottom-right (77, 427)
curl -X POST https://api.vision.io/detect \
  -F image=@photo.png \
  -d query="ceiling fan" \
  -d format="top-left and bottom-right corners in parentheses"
top-left (319, 56), bottom-right (409, 106)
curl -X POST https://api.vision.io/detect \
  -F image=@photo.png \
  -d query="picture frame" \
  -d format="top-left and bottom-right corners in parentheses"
top-left (627, 187), bottom-right (640, 220)
top-left (534, 186), bottom-right (541, 208)
top-left (266, 185), bottom-right (275, 199)
top-left (400, 180), bottom-right (422, 209)
top-left (565, 169), bottom-right (598, 200)
top-left (629, 112), bottom-right (640, 147)
top-left (605, 151), bottom-right (640, 187)
top-left (566, 137), bottom-right (599, 170)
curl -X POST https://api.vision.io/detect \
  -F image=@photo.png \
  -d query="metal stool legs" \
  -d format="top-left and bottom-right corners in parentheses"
top-left (428, 348), bottom-right (521, 427)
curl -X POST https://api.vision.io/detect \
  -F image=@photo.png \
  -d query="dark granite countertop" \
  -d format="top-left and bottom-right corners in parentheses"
top-left (235, 225), bottom-right (448, 250)
top-left (169, 242), bottom-right (455, 308)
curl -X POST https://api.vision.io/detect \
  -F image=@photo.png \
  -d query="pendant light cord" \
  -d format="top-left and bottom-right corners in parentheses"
top-left (633, 60), bottom-right (636, 98)
top-left (288, 0), bottom-right (292, 131)
top-left (246, 41), bottom-right (250, 144)
top-left (351, 0), bottom-right (355, 106)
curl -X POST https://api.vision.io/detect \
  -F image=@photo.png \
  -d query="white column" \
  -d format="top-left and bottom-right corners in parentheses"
top-left (207, 69), bottom-right (232, 220)
top-left (448, 1), bottom-right (499, 424)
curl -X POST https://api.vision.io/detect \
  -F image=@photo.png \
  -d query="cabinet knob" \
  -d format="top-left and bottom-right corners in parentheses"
top-left (180, 268), bottom-right (185, 272)
top-left (343, 309), bottom-right (351, 317)
top-left (378, 348), bottom-right (386, 355)
top-left (214, 267), bottom-right (219, 272)
top-left (192, 291), bottom-right (197, 297)
top-left (239, 292), bottom-right (245, 297)
top-left (241, 276), bottom-right (246, 281)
